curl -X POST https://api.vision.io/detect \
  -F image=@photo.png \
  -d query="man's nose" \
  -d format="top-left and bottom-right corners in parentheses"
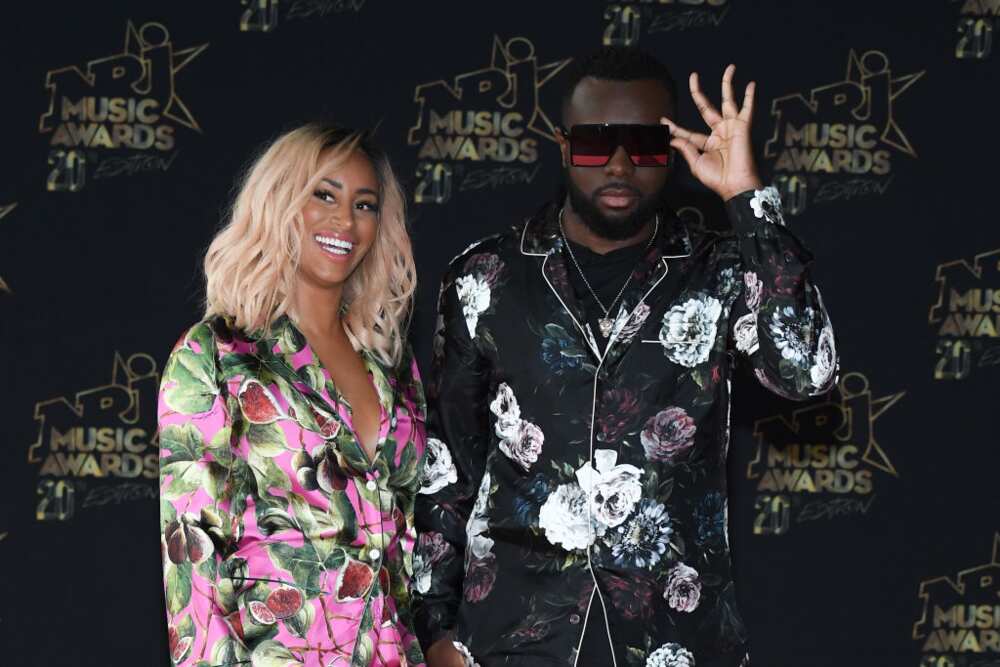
top-left (604, 145), bottom-right (634, 177)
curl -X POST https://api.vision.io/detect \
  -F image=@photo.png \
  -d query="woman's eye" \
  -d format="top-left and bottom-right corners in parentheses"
top-left (357, 201), bottom-right (380, 213)
top-left (314, 189), bottom-right (335, 203)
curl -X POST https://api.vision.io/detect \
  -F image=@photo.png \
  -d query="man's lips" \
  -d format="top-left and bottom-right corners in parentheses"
top-left (596, 188), bottom-right (640, 209)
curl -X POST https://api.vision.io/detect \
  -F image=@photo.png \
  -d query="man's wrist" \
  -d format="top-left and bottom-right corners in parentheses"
top-left (719, 179), bottom-right (763, 202)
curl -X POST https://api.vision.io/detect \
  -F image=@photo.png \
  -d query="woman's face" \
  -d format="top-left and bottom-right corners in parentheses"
top-left (297, 148), bottom-right (380, 291)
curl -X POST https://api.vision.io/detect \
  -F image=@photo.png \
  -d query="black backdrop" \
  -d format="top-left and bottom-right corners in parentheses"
top-left (1, 2), bottom-right (998, 666)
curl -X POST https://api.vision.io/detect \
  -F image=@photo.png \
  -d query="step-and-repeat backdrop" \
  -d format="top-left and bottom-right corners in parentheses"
top-left (0, 2), bottom-right (997, 665)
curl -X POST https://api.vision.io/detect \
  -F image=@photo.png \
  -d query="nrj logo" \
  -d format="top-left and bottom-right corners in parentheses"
top-left (763, 50), bottom-right (923, 215)
top-left (747, 372), bottom-right (903, 535)
top-left (929, 248), bottom-right (1000, 380)
top-left (913, 533), bottom-right (1000, 661)
top-left (38, 21), bottom-right (207, 192)
top-left (408, 36), bottom-right (570, 204)
top-left (27, 352), bottom-right (159, 521)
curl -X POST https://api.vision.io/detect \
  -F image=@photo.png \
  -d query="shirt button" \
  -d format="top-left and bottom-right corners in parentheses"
top-left (569, 614), bottom-right (580, 624)
top-left (365, 480), bottom-right (377, 491)
top-left (369, 548), bottom-right (381, 561)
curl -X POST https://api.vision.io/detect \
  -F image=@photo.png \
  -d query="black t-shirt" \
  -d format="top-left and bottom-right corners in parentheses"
top-left (563, 237), bottom-right (650, 346)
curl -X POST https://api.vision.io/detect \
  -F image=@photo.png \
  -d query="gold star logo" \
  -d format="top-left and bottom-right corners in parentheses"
top-left (843, 49), bottom-right (923, 156)
top-left (122, 21), bottom-right (208, 132)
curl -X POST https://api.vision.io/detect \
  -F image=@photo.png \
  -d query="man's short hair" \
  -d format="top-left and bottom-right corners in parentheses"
top-left (561, 46), bottom-right (678, 125)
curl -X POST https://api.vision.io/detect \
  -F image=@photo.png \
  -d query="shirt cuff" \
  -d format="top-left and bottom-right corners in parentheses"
top-left (726, 185), bottom-right (787, 235)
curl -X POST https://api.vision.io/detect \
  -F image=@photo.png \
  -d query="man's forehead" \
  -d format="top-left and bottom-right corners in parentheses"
top-left (566, 77), bottom-right (673, 126)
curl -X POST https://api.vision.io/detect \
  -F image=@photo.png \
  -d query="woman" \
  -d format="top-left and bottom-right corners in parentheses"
top-left (158, 123), bottom-right (426, 667)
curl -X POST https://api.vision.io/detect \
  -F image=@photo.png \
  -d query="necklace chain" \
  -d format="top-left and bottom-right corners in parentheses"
top-left (558, 207), bottom-right (659, 326)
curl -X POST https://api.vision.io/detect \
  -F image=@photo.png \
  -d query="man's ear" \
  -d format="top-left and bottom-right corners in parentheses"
top-left (556, 129), bottom-right (570, 169)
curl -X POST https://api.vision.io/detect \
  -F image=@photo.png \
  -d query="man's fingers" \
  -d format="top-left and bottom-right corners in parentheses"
top-left (721, 64), bottom-right (739, 119)
top-left (689, 72), bottom-right (722, 127)
top-left (739, 81), bottom-right (756, 122)
top-left (670, 136), bottom-right (701, 169)
top-left (662, 117), bottom-right (709, 150)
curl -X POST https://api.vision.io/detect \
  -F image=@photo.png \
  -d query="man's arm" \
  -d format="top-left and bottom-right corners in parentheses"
top-left (662, 65), bottom-right (838, 397)
top-left (413, 261), bottom-right (492, 663)
top-left (727, 187), bottom-right (838, 399)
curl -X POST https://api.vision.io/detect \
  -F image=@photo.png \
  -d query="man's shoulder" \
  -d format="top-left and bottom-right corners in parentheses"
top-left (445, 222), bottom-right (529, 272)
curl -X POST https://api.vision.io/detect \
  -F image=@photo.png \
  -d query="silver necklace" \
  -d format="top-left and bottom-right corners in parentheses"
top-left (558, 207), bottom-right (660, 338)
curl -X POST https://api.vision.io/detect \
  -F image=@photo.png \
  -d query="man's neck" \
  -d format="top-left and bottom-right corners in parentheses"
top-left (560, 200), bottom-right (655, 256)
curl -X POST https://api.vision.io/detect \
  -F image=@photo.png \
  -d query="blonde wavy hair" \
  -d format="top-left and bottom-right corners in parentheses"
top-left (204, 122), bottom-right (416, 366)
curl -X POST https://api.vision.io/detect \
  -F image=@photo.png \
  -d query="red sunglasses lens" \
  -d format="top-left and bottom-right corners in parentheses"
top-left (571, 154), bottom-right (611, 167)
top-left (569, 126), bottom-right (613, 166)
top-left (569, 125), bottom-right (669, 167)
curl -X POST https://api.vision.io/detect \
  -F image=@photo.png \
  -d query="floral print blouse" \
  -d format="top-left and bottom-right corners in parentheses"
top-left (158, 315), bottom-right (427, 667)
top-left (413, 188), bottom-right (837, 667)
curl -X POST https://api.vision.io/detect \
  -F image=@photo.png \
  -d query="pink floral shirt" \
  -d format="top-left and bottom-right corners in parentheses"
top-left (159, 315), bottom-right (427, 667)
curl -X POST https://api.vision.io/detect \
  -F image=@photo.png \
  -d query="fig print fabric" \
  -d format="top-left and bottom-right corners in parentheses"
top-left (158, 315), bottom-right (427, 667)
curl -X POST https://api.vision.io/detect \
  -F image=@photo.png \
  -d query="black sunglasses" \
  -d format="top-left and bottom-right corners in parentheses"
top-left (563, 123), bottom-right (671, 167)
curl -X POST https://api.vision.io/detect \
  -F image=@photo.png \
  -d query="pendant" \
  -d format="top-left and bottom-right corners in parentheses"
top-left (598, 317), bottom-right (614, 338)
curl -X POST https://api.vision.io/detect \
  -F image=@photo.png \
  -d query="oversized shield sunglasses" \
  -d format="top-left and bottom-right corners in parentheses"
top-left (563, 123), bottom-right (671, 167)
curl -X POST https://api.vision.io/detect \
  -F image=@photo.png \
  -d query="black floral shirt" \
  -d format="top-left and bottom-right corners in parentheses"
top-left (412, 188), bottom-right (838, 667)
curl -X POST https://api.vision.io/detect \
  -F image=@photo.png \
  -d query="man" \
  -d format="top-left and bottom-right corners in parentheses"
top-left (413, 47), bottom-right (837, 667)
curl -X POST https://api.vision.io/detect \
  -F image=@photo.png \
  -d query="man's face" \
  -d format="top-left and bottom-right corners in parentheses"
top-left (558, 77), bottom-right (675, 241)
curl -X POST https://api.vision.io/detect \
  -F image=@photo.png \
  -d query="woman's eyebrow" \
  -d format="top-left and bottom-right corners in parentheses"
top-left (322, 178), bottom-right (377, 197)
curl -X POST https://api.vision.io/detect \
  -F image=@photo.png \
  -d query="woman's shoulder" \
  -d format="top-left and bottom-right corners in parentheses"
top-left (171, 315), bottom-right (240, 353)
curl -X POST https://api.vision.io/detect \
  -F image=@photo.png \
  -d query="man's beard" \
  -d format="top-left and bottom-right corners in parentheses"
top-left (566, 176), bottom-right (666, 242)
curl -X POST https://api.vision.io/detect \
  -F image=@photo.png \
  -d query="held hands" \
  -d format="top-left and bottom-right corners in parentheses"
top-left (425, 637), bottom-right (467, 667)
top-left (661, 64), bottom-right (763, 202)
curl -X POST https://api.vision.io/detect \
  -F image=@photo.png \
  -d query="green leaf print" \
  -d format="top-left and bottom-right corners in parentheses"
top-left (256, 506), bottom-right (300, 535)
top-left (160, 499), bottom-right (177, 531)
top-left (323, 548), bottom-right (346, 571)
top-left (250, 639), bottom-right (303, 667)
top-left (219, 353), bottom-right (262, 380)
top-left (392, 440), bottom-right (419, 488)
top-left (302, 365), bottom-right (325, 393)
top-left (246, 422), bottom-right (288, 458)
top-left (211, 636), bottom-right (250, 667)
top-left (161, 459), bottom-right (205, 500)
top-left (351, 634), bottom-right (374, 667)
top-left (266, 543), bottom-right (324, 594)
top-left (208, 425), bottom-right (232, 449)
top-left (163, 347), bottom-right (218, 414)
top-left (283, 601), bottom-right (315, 638)
top-left (161, 423), bottom-right (205, 461)
top-left (176, 612), bottom-right (196, 640)
top-left (329, 491), bottom-right (358, 539)
top-left (358, 603), bottom-right (375, 635)
top-left (165, 560), bottom-right (192, 615)
top-left (247, 451), bottom-right (291, 496)
top-left (196, 555), bottom-right (218, 582)
top-left (203, 461), bottom-right (229, 500)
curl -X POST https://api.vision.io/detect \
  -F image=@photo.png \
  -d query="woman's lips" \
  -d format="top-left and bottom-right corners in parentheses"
top-left (314, 234), bottom-right (354, 262)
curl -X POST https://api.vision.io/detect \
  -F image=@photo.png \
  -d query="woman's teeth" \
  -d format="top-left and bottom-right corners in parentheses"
top-left (315, 234), bottom-right (353, 255)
